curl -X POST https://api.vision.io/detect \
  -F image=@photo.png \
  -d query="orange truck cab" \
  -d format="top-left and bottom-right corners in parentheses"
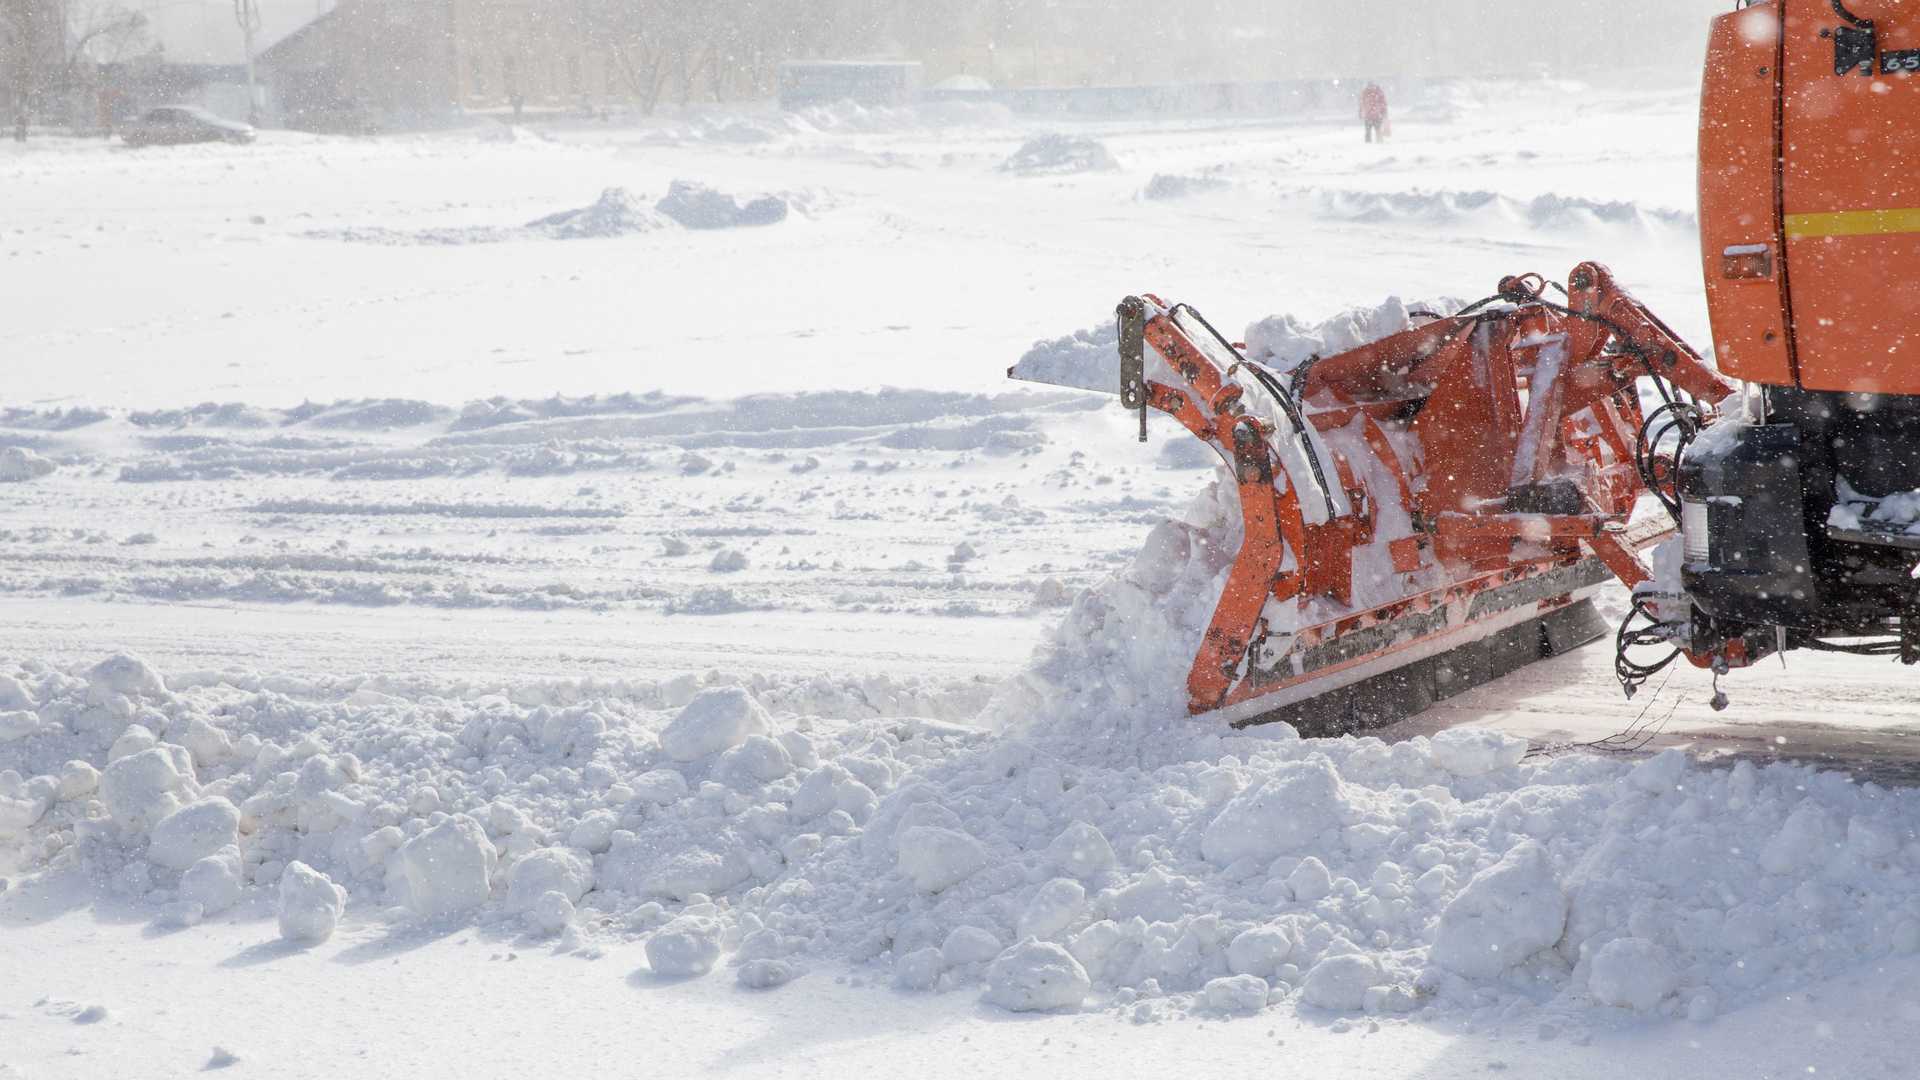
top-left (1682, 0), bottom-right (1920, 645)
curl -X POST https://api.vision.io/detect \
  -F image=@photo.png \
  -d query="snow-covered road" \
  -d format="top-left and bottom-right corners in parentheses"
top-left (6, 78), bottom-right (1920, 1079)
top-left (6, 909), bottom-right (1916, 1080)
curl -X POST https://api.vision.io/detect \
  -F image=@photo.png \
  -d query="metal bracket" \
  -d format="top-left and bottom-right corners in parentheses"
top-left (1830, 2), bottom-right (1878, 76)
top-left (1116, 296), bottom-right (1149, 442)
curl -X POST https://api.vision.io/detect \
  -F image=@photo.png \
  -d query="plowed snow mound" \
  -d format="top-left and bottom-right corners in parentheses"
top-left (1001, 134), bottom-right (1118, 176)
top-left (0, 447), bottom-right (57, 482)
top-left (7, 650), bottom-right (1920, 1035)
top-left (526, 187), bottom-right (672, 238)
top-left (1010, 295), bottom-right (1458, 394)
top-left (654, 181), bottom-right (788, 229)
top-left (306, 182), bottom-right (789, 244)
top-left (1307, 187), bottom-right (1693, 233)
top-left (1142, 174), bottom-right (1229, 200)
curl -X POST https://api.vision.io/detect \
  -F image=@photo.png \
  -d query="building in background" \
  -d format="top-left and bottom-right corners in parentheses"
top-left (257, 0), bottom-right (624, 131)
top-left (13, 0), bottom-right (1736, 137)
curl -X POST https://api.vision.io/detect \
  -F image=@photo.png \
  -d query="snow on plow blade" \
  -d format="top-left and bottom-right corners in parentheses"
top-left (1013, 266), bottom-right (1735, 730)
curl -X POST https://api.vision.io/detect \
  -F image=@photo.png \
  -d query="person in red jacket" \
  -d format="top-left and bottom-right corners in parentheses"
top-left (1360, 82), bottom-right (1389, 143)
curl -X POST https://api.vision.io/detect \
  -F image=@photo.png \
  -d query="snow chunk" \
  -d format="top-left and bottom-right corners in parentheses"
top-left (1431, 841), bottom-right (1567, 978)
top-left (526, 891), bottom-right (575, 934)
top-left (1104, 865), bottom-right (1197, 923)
top-left (0, 785), bottom-right (50, 838)
top-left (170, 716), bottom-right (234, 768)
top-left (87, 652), bottom-right (168, 699)
top-left (180, 846), bottom-right (244, 915)
top-left (894, 946), bottom-right (945, 990)
top-left (629, 768), bottom-right (691, 805)
top-left (506, 847), bottom-right (593, 912)
top-left (982, 940), bottom-right (1091, 1012)
top-left (1203, 974), bottom-right (1271, 1013)
top-left (278, 861), bottom-right (346, 944)
top-left (737, 958), bottom-right (799, 989)
top-left (0, 674), bottom-right (33, 709)
top-left (147, 797), bottom-right (241, 870)
top-left (1847, 815), bottom-right (1901, 859)
top-left (942, 926), bottom-right (1003, 966)
top-left (568, 809), bottom-right (617, 853)
top-left (1017, 878), bottom-right (1087, 940)
top-left (56, 760), bottom-right (99, 801)
top-left (897, 825), bottom-right (988, 893)
top-left (390, 815), bottom-right (497, 917)
top-left (1301, 953), bottom-right (1382, 1011)
top-left (647, 915), bottom-right (723, 977)
top-left (0, 446), bottom-right (56, 482)
top-left (1429, 728), bottom-right (1529, 777)
top-left (1626, 748), bottom-right (1689, 793)
top-left (1227, 926), bottom-right (1294, 978)
top-left (1760, 802), bottom-right (1835, 874)
top-left (108, 725), bottom-right (157, 763)
top-left (100, 746), bottom-right (197, 830)
top-left (1287, 855), bottom-right (1334, 901)
top-left (637, 847), bottom-right (752, 900)
top-left (1201, 758), bottom-right (1352, 865)
top-left (1047, 821), bottom-right (1116, 877)
top-left (0, 710), bottom-right (41, 742)
top-left (1588, 937), bottom-right (1678, 1011)
top-left (660, 688), bottom-right (772, 762)
top-left (719, 735), bottom-right (792, 784)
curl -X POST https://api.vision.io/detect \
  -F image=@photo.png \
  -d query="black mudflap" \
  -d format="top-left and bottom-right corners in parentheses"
top-left (1232, 599), bottom-right (1608, 736)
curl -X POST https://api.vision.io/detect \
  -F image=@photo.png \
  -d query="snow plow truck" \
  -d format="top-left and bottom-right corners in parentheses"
top-left (1014, 0), bottom-right (1920, 730)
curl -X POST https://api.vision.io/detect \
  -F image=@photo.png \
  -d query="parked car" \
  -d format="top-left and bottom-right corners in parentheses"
top-left (123, 106), bottom-right (255, 147)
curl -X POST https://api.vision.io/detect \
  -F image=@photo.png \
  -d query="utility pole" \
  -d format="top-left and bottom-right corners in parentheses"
top-left (234, 0), bottom-right (261, 125)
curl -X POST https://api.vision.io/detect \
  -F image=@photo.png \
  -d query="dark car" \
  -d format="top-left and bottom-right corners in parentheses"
top-left (123, 106), bottom-right (255, 147)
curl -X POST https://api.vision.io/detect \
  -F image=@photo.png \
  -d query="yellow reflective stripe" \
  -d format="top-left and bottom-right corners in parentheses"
top-left (1784, 207), bottom-right (1920, 239)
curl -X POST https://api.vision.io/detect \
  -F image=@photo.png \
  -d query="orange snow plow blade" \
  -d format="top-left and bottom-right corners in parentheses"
top-left (1016, 264), bottom-right (1742, 730)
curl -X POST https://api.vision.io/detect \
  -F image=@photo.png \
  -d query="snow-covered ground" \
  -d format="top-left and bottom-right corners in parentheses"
top-left (6, 78), bottom-right (1920, 1078)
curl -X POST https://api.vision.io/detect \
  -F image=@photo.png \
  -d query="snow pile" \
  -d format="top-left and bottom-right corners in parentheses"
top-left (1310, 187), bottom-right (1694, 233)
top-left (787, 99), bottom-right (1014, 134)
top-left (1012, 295), bottom-right (1452, 396)
top-left (1829, 479), bottom-right (1920, 536)
top-left (654, 181), bottom-right (788, 230)
top-left (1007, 321), bottom-right (1121, 395)
top-left (7, 650), bottom-right (1920, 1032)
top-left (0, 446), bottom-right (57, 482)
top-left (1142, 174), bottom-right (1229, 201)
top-left (1000, 134), bottom-right (1118, 176)
top-left (525, 187), bottom-right (671, 239)
top-left (1243, 296), bottom-right (1459, 375)
top-left (984, 477), bottom-right (1242, 743)
top-left (313, 183), bottom-right (787, 245)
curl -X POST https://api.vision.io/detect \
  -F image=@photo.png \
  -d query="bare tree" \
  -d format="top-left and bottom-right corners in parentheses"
top-left (0, 0), bottom-right (145, 138)
top-left (592, 0), bottom-right (671, 113)
top-left (584, 0), bottom-right (894, 114)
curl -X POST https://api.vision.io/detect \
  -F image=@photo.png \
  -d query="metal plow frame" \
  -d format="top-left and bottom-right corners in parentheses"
top-left (1040, 264), bottom-right (1746, 726)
